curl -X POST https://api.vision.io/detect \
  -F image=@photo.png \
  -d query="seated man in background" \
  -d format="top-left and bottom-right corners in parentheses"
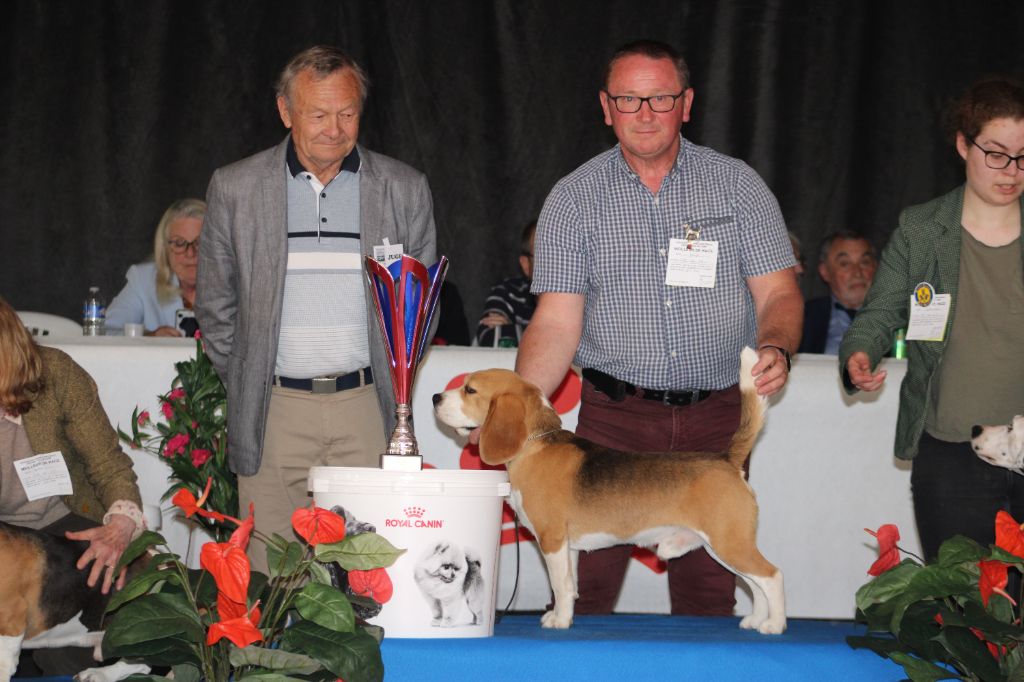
top-left (799, 230), bottom-right (877, 354)
top-left (475, 220), bottom-right (537, 347)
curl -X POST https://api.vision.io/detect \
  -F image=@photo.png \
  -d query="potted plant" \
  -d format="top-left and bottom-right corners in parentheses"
top-left (850, 512), bottom-right (1024, 680)
top-left (119, 338), bottom-right (238, 541)
top-left (103, 480), bottom-right (403, 682)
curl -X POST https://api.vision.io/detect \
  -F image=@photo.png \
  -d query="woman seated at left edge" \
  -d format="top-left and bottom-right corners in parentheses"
top-left (106, 197), bottom-right (206, 337)
top-left (1, 294), bottom-right (145, 594)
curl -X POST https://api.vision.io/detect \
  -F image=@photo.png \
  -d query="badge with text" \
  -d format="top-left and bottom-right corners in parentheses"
top-left (906, 282), bottom-right (951, 341)
top-left (666, 238), bottom-right (718, 288)
top-left (372, 238), bottom-right (404, 267)
top-left (13, 451), bottom-right (73, 501)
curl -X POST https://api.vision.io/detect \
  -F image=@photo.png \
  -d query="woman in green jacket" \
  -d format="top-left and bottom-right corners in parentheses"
top-left (839, 77), bottom-right (1024, 560)
top-left (0, 295), bottom-right (144, 593)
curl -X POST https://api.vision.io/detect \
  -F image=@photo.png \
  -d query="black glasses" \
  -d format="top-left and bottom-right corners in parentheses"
top-left (604, 90), bottom-right (685, 114)
top-left (167, 237), bottom-right (200, 255)
top-left (970, 139), bottom-right (1024, 171)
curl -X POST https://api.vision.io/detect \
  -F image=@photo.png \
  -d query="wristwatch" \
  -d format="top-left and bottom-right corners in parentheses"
top-left (758, 345), bottom-right (792, 372)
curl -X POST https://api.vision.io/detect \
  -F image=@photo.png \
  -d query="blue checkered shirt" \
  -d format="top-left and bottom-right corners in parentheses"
top-left (532, 136), bottom-right (794, 390)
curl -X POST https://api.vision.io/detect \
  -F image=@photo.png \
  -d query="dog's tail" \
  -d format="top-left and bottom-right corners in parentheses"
top-left (727, 346), bottom-right (767, 469)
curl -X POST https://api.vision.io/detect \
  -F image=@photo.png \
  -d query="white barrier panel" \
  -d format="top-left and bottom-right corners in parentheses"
top-left (49, 339), bottom-right (917, 619)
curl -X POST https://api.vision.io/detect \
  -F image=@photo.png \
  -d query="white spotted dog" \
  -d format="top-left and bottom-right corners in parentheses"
top-left (0, 521), bottom-right (149, 682)
top-left (972, 415), bottom-right (1024, 474)
top-left (432, 347), bottom-right (786, 635)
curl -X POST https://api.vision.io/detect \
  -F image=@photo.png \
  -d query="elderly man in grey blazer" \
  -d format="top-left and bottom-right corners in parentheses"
top-left (196, 46), bottom-right (436, 571)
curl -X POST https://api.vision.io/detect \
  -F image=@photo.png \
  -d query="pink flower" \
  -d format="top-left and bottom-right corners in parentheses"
top-left (193, 329), bottom-right (202, 339)
top-left (161, 402), bottom-right (175, 420)
top-left (191, 448), bottom-right (212, 467)
top-left (163, 433), bottom-right (190, 457)
top-left (168, 388), bottom-right (186, 401)
top-left (137, 410), bottom-right (150, 426)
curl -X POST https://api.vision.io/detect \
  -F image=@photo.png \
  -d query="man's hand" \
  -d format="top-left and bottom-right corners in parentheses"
top-left (846, 351), bottom-right (887, 392)
top-left (66, 514), bottom-right (136, 593)
top-left (147, 325), bottom-right (184, 337)
top-left (751, 347), bottom-right (790, 397)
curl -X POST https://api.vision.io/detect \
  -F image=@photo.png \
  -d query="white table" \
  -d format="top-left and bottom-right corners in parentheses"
top-left (48, 338), bottom-right (917, 618)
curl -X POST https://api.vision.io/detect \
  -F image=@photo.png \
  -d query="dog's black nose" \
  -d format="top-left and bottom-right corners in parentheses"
top-left (432, 393), bottom-right (442, 405)
top-left (972, 425), bottom-right (983, 439)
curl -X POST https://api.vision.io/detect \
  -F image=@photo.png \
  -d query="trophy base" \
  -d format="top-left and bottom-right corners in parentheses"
top-left (380, 453), bottom-right (423, 471)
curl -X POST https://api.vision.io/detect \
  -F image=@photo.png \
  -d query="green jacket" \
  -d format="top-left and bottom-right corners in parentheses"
top-left (22, 346), bottom-right (142, 522)
top-left (839, 185), bottom-right (1024, 460)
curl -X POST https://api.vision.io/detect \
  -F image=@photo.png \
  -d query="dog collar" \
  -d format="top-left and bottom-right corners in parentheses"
top-left (526, 429), bottom-right (561, 442)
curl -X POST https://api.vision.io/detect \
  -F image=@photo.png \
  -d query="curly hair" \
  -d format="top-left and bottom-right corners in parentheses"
top-left (0, 296), bottom-right (43, 416)
top-left (948, 76), bottom-right (1024, 143)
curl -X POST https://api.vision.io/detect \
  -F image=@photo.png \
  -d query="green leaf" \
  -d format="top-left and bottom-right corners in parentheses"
top-left (170, 663), bottom-right (202, 682)
top-left (117, 531), bottom-right (171, 569)
top-left (888, 652), bottom-right (960, 681)
top-left (295, 583), bottom-right (356, 633)
top-left (282, 620), bottom-right (383, 682)
top-left (935, 535), bottom-right (988, 566)
top-left (855, 560), bottom-right (921, 612)
top-left (106, 564), bottom-right (179, 611)
top-left (103, 592), bottom-right (205, 662)
top-left (307, 560), bottom-right (333, 585)
top-left (314, 532), bottom-right (406, 570)
top-left (235, 675), bottom-right (312, 682)
top-left (265, 540), bottom-right (306, 577)
top-left (935, 626), bottom-right (1005, 682)
top-left (229, 645), bottom-right (323, 675)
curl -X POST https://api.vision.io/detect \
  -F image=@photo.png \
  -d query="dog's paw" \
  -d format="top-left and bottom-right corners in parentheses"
top-left (540, 610), bottom-right (572, 629)
top-left (740, 614), bottom-right (786, 635)
top-left (738, 614), bottom-right (762, 631)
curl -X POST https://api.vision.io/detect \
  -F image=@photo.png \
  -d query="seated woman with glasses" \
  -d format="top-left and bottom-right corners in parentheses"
top-left (840, 76), bottom-right (1024, 561)
top-left (106, 198), bottom-right (206, 337)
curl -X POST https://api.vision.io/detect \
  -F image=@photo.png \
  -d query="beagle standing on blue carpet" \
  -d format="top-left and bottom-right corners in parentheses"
top-left (433, 347), bottom-right (786, 634)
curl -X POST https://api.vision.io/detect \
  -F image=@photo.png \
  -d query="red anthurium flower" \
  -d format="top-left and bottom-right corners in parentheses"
top-left (995, 510), bottom-right (1024, 560)
top-left (201, 542), bottom-right (250, 603)
top-left (206, 603), bottom-right (262, 647)
top-left (865, 524), bottom-right (901, 576)
top-left (968, 624), bottom-right (1008, 659)
top-left (172, 478), bottom-right (212, 516)
top-left (217, 592), bottom-right (248, 621)
top-left (291, 505), bottom-right (346, 546)
top-left (229, 503), bottom-right (255, 552)
top-left (978, 560), bottom-right (1017, 607)
top-left (348, 568), bottom-right (394, 603)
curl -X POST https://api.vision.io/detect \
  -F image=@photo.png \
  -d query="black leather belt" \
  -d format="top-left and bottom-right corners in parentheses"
top-left (274, 367), bottom-right (373, 394)
top-left (582, 368), bottom-right (713, 406)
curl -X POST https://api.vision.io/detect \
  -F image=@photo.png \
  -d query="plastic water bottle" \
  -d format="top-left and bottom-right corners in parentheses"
top-left (83, 286), bottom-right (106, 336)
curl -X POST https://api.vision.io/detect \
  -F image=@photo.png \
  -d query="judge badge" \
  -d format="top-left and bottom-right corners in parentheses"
top-left (906, 281), bottom-right (950, 342)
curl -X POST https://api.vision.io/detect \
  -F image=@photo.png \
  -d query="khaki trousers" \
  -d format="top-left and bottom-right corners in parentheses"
top-left (239, 383), bottom-right (385, 575)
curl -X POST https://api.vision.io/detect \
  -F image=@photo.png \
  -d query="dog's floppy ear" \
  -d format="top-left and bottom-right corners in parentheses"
top-left (479, 392), bottom-right (528, 465)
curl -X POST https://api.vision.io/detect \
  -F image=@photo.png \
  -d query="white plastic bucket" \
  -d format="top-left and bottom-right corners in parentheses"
top-left (308, 466), bottom-right (510, 638)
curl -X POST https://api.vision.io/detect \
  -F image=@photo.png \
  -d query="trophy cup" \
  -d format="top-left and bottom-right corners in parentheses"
top-left (365, 254), bottom-right (448, 471)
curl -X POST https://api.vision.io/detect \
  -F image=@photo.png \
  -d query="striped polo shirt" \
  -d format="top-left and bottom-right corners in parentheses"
top-left (532, 136), bottom-right (794, 390)
top-left (275, 141), bottom-right (368, 379)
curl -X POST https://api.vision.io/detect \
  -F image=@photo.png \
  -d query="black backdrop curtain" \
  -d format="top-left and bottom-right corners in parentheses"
top-left (2, 0), bottom-right (1023, 328)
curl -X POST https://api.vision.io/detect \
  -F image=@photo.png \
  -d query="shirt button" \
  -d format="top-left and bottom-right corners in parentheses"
top-left (670, 351), bottom-right (677, 358)
top-left (321, 193), bottom-right (326, 198)
top-left (665, 300), bottom-right (672, 308)
top-left (659, 248), bottom-right (666, 256)
top-left (321, 217), bottom-right (327, 223)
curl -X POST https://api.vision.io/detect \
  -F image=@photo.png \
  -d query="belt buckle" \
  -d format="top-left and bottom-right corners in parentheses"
top-left (311, 377), bottom-right (336, 394)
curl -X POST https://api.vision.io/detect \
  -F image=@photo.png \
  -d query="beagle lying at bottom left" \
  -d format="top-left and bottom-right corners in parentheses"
top-left (0, 521), bottom-right (149, 682)
top-left (433, 347), bottom-right (785, 634)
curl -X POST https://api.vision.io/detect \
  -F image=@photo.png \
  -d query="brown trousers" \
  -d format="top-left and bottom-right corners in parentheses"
top-left (573, 380), bottom-right (742, 616)
top-left (239, 384), bottom-right (385, 575)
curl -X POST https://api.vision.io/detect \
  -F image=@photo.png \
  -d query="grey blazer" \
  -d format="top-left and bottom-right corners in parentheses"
top-left (195, 137), bottom-right (437, 476)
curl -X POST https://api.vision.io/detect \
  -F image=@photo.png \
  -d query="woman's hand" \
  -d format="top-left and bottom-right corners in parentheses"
top-left (65, 514), bottom-right (136, 593)
top-left (147, 325), bottom-right (184, 337)
top-left (847, 351), bottom-right (887, 392)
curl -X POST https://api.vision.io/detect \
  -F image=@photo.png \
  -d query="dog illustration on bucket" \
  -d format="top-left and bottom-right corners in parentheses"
top-left (413, 539), bottom-right (487, 627)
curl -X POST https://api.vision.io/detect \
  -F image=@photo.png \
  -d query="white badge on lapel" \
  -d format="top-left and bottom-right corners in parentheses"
top-left (666, 224), bottom-right (718, 288)
top-left (372, 238), bottom-right (404, 267)
top-left (906, 281), bottom-right (951, 341)
top-left (14, 451), bottom-right (74, 501)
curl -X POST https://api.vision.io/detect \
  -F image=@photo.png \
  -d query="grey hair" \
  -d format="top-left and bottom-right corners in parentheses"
top-left (605, 39), bottom-right (690, 91)
top-left (275, 45), bottom-right (371, 107)
top-left (153, 198), bottom-right (206, 303)
top-left (817, 230), bottom-right (876, 263)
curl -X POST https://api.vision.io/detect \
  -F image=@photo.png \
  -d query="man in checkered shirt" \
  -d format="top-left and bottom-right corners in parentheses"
top-left (515, 40), bottom-right (803, 618)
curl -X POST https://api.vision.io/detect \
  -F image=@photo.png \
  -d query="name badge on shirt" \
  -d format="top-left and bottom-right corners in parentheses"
top-left (13, 451), bottom-right (74, 501)
top-left (905, 282), bottom-right (951, 342)
top-left (666, 238), bottom-right (719, 288)
top-left (372, 238), bottom-right (404, 267)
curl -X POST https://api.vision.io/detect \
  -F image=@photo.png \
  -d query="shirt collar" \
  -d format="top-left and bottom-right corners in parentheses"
top-left (285, 137), bottom-right (361, 179)
top-left (3, 411), bottom-right (22, 425)
top-left (613, 133), bottom-right (688, 179)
